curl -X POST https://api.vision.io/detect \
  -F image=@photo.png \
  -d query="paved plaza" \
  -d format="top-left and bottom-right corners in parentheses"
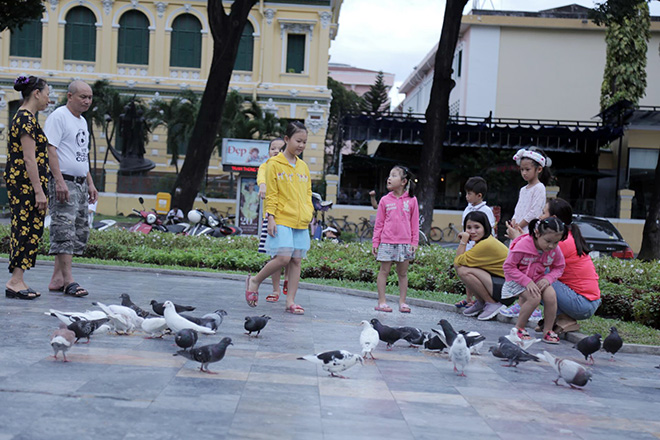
top-left (0, 262), bottom-right (659, 440)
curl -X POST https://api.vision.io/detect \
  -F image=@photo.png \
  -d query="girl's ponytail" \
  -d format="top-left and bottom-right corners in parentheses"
top-left (531, 216), bottom-right (568, 242)
top-left (394, 165), bottom-right (417, 197)
top-left (529, 147), bottom-right (553, 185)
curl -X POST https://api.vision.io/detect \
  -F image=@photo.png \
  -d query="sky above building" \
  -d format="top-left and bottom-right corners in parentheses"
top-left (329, 0), bottom-right (660, 108)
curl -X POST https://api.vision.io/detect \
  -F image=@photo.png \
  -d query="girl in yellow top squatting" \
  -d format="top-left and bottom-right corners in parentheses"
top-left (245, 122), bottom-right (313, 315)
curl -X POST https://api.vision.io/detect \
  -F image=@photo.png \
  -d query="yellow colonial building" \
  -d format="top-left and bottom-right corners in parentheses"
top-left (0, 0), bottom-right (342, 214)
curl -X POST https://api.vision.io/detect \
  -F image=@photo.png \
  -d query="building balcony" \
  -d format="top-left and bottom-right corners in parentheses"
top-left (8, 56), bottom-right (43, 71)
top-left (63, 60), bottom-right (96, 74)
top-left (169, 68), bottom-right (202, 80)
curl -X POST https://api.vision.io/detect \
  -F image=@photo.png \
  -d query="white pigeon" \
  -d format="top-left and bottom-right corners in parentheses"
top-left (466, 331), bottom-right (484, 355)
top-left (449, 334), bottom-right (471, 377)
top-left (298, 350), bottom-right (363, 378)
top-left (163, 301), bottom-right (216, 335)
top-left (543, 350), bottom-right (593, 389)
top-left (47, 309), bottom-right (108, 325)
top-left (93, 301), bottom-right (144, 334)
top-left (141, 317), bottom-right (168, 338)
top-left (50, 323), bottom-right (76, 362)
top-left (359, 320), bottom-right (379, 359)
top-left (505, 327), bottom-right (541, 350)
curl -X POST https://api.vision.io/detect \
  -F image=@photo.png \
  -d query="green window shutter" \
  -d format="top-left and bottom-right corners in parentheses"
top-left (286, 34), bottom-right (305, 74)
top-left (234, 21), bottom-right (254, 71)
top-left (10, 19), bottom-right (43, 58)
top-left (170, 14), bottom-right (202, 68)
top-left (64, 7), bottom-right (96, 61)
top-left (118, 11), bottom-right (149, 65)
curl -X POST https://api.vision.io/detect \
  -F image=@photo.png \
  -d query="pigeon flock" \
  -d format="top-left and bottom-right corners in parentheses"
top-left (45, 292), bottom-right (635, 385)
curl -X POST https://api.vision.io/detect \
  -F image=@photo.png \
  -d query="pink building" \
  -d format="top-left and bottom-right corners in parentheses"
top-left (328, 63), bottom-right (395, 98)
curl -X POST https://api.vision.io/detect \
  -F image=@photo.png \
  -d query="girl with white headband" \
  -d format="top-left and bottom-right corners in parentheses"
top-left (500, 147), bottom-right (552, 320)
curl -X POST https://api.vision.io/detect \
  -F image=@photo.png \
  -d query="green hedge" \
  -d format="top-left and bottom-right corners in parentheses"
top-left (1, 225), bottom-right (658, 329)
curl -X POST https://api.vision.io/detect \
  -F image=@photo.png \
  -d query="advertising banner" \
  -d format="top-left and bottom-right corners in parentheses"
top-left (221, 138), bottom-right (270, 173)
top-left (237, 176), bottom-right (260, 235)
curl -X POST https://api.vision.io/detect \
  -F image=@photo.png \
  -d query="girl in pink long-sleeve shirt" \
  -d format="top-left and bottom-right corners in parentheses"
top-left (372, 166), bottom-right (419, 313)
top-left (502, 217), bottom-right (566, 344)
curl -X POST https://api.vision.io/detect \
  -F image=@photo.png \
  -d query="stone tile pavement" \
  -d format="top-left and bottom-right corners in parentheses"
top-left (0, 262), bottom-right (659, 440)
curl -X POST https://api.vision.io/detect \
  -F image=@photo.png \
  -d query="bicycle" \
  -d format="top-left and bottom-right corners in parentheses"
top-left (418, 215), bottom-right (430, 246)
top-left (357, 217), bottom-right (374, 241)
top-left (327, 215), bottom-right (358, 234)
top-left (441, 223), bottom-right (461, 243)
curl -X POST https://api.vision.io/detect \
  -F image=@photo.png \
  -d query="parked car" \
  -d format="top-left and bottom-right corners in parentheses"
top-left (572, 215), bottom-right (634, 259)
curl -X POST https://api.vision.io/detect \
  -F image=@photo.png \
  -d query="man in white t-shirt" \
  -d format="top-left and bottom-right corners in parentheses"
top-left (43, 80), bottom-right (98, 297)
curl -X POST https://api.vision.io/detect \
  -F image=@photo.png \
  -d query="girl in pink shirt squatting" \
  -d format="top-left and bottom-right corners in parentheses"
top-left (372, 166), bottom-right (419, 313)
top-left (502, 217), bottom-right (566, 344)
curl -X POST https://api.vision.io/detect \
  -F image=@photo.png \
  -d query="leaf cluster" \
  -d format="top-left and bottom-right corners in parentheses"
top-left (219, 90), bottom-right (286, 141)
top-left (0, 0), bottom-right (45, 34)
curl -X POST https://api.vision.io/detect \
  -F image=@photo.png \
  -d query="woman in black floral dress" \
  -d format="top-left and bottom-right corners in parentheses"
top-left (4, 76), bottom-right (50, 299)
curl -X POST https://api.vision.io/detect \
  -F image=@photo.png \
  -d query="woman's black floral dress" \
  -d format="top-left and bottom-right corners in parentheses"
top-left (3, 109), bottom-right (49, 272)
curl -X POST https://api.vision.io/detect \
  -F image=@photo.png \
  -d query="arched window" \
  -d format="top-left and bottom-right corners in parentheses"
top-left (118, 10), bottom-right (149, 65)
top-left (170, 14), bottom-right (202, 68)
top-left (64, 7), bottom-right (96, 61)
top-left (234, 21), bottom-right (254, 71)
top-left (10, 19), bottom-right (43, 58)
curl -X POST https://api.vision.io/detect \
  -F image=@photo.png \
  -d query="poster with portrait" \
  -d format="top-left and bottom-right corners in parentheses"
top-left (221, 138), bottom-right (270, 172)
top-left (237, 176), bottom-right (260, 235)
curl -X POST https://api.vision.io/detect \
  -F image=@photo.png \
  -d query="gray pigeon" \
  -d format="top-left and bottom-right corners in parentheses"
top-left (543, 350), bottom-right (592, 389)
top-left (575, 333), bottom-right (601, 365)
top-left (151, 300), bottom-right (195, 316)
top-left (244, 315), bottom-right (271, 337)
top-left (119, 293), bottom-right (152, 318)
top-left (175, 328), bottom-right (198, 351)
top-left (370, 318), bottom-right (409, 350)
top-left (488, 345), bottom-right (507, 360)
top-left (67, 317), bottom-right (110, 343)
top-left (201, 309), bottom-right (227, 331)
top-left (298, 350), bottom-right (363, 378)
top-left (175, 337), bottom-right (233, 374)
top-left (397, 326), bottom-right (426, 347)
top-left (50, 323), bottom-right (76, 362)
top-left (602, 327), bottom-right (623, 361)
top-left (497, 336), bottom-right (540, 367)
top-left (449, 334), bottom-right (471, 376)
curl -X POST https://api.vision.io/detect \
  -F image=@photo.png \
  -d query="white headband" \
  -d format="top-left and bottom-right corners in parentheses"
top-left (513, 148), bottom-right (552, 168)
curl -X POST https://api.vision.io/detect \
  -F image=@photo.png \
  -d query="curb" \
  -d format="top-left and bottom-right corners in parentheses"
top-left (8, 258), bottom-right (660, 356)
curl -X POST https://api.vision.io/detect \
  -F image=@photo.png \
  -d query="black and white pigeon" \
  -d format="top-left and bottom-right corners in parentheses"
top-left (119, 293), bottom-right (152, 318)
top-left (298, 350), bottom-right (364, 378)
top-left (163, 301), bottom-right (216, 335)
top-left (244, 315), bottom-right (271, 337)
top-left (360, 320), bottom-right (380, 359)
top-left (423, 333), bottom-right (447, 351)
top-left (449, 334), bottom-right (471, 377)
top-left (397, 326), bottom-right (426, 347)
top-left (175, 337), bottom-right (232, 374)
top-left (543, 350), bottom-right (592, 389)
top-left (175, 328), bottom-right (198, 351)
top-left (432, 325), bottom-right (485, 352)
top-left (575, 333), bottom-right (601, 365)
top-left (438, 319), bottom-right (458, 347)
top-left (602, 326), bottom-right (623, 361)
top-left (50, 323), bottom-right (76, 362)
top-left (370, 318), bottom-right (409, 350)
top-left (67, 317), bottom-right (110, 344)
top-left (504, 327), bottom-right (541, 350)
top-left (496, 336), bottom-right (540, 367)
top-left (151, 300), bottom-right (195, 316)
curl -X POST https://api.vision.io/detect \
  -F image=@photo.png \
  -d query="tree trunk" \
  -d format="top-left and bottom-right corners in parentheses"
top-left (172, 0), bottom-right (258, 211)
top-left (417, 0), bottom-right (468, 233)
top-left (637, 154), bottom-right (660, 260)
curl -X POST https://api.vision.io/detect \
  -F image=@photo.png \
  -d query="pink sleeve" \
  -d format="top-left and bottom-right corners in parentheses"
top-left (503, 251), bottom-right (532, 286)
top-left (372, 199), bottom-right (386, 248)
top-left (410, 198), bottom-right (419, 247)
top-left (542, 248), bottom-right (565, 284)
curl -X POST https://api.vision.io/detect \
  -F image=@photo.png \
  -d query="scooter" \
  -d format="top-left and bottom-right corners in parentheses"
top-left (187, 197), bottom-right (242, 237)
top-left (129, 197), bottom-right (190, 234)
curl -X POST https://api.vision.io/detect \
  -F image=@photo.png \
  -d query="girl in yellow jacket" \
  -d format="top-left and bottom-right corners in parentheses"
top-left (245, 122), bottom-right (313, 315)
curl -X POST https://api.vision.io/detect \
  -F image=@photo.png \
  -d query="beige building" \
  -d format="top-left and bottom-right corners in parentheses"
top-left (0, 0), bottom-right (343, 214)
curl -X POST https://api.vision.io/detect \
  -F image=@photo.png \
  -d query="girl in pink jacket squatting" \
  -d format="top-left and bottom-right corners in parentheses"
top-left (372, 166), bottom-right (419, 313)
top-left (502, 217), bottom-right (566, 344)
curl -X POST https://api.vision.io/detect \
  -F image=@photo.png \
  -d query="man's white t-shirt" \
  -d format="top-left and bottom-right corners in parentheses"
top-left (44, 106), bottom-right (90, 177)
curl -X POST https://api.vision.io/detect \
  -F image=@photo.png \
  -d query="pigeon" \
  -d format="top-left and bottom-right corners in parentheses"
top-left (422, 333), bottom-right (447, 351)
top-left (141, 317), bottom-right (168, 338)
top-left (575, 333), bottom-right (601, 365)
top-left (397, 326), bottom-right (426, 347)
top-left (655, 365), bottom-right (660, 369)
top-left (244, 315), bottom-right (271, 337)
top-left (92, 301), bottom-right (144, 334)
top-left (505, 327), bottom-right (541, 350)
top-left (496, 336), bottom-right (540, 367)
top-left (432, 326), bottom-right (485, 351)
top-left (543, 350), bottom-right (592, 389)
top-left (175, 337), bottom-right (232, 374)
top-left (163, 301), bottom-right (216, 335)
top-left (175, 328), bottom-right (198, 351)
top-left (370, 318), bottom-right (409, 350)
top-left (488, 345), bottom-right (507, 360)
top-left (119, 293), bottom-right (152, 318)
top-left (462, 331), bottom-right (485, 354)
top-left (359, 320), bottom-right (380, 359)
top-left (298, 350), bottom-right (364, 378)
top-left (67, 317), bottom-right (110, 343)
top-left (151, 300), bottom-right (195, 316)
top-left (438, 319), bottom-right (458, 347)
top-left (200, 309), bottom-right (228, 331)
top-left (602, 326), bottom-right (623, 361)
top-left (449, 334), bottom-right (471, 376)
top-left (48, 309), bottom-right (108, 325)
top-left (50, 323), bottom-right (76, 362)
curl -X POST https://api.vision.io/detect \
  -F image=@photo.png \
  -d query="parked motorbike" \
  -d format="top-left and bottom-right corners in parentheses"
top-left (187, 197), bottom-right (242, 237)
top-left (129, 197), bottom-right (190, 234)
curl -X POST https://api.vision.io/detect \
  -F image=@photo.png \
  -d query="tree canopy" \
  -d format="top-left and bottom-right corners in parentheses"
top-left (0, 0), bottom-right (45, 34)
top-left (360, 71), bottom-right (390, 114)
